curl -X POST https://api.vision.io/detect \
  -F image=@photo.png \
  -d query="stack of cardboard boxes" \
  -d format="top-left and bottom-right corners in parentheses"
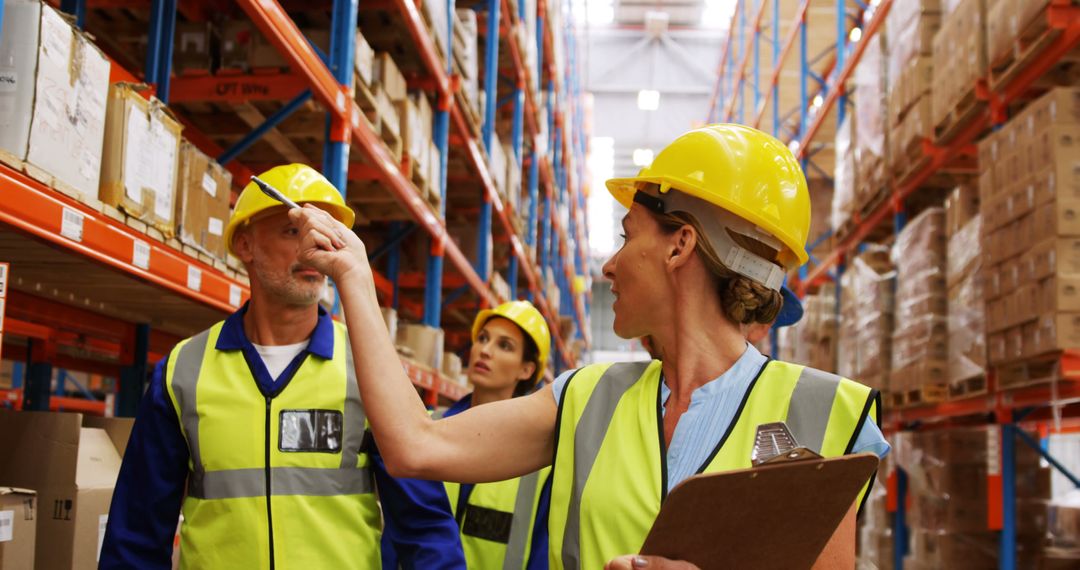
top-left (777, 285), bottom-right (839, 373)
top-left (837, 246), bottom-right (895, 393)
top-left (930, 0), bottom-right (988, 141)
top-left (945, 185), bottom-right (987, 397)
top-left (852, 34), bottom-right (888, 212)
top-left (985, 0), bottom-right (1051, 73)
top-left (979, 88), bottom-right (1080, 385)
top-left (0, 410), bottom-right (133, 570)
top-left (1045, 494), bottom-right (1080, 568)
top-left (890, 208), bottom-right (949, 407)
top-left (831, 114), bottom-right (857, 234)
top-left (885, 0), bottom-right (941, 179)
top-left (896, 427), bottom-right (1049, 569)
top-left (453, 9), bottom-right (483, 133)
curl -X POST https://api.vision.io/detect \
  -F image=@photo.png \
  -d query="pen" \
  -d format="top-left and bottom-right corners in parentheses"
top-left (251, 176), bottom-right (301, 209)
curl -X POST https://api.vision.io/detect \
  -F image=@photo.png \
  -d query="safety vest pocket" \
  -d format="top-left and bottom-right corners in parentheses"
top-left (462, 504), bottom-right (514, 543)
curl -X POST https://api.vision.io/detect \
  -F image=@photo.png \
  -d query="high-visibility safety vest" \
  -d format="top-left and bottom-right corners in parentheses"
top-left (164, 320), bottom-right (382, 569)
top-left (437, 408), bottom-right (550, 569)
top-left (548, 359), bottom-right (879, 570)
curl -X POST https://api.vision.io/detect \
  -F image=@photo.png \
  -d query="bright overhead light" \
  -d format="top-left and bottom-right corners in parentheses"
top-left (633, 148), bottom-right (655, 167)
top-left (637, 90), bottom-right (661, 111)
top-left (849, 27), bottom-right (863, 43)
top-left (812, 94), bottom-right (823, 108)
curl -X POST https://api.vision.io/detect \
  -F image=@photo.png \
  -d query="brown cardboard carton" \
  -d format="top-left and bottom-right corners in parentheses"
top-left (374, 53), bottom-right (407, 102)
top-left (0, 487), bottom-right (36, 570)
top-left (0, 411), bottom-right (131, 570)
top-left (99, 84), bottom-right (183, 237)
top-left (1024, 238), bottom-right (1080, 282)
top-left (441, 352), bottom-right (462, 381)
top-left (1031, 312), bottom-right (1080, 354)
top-left (396, 324), bottom-right (444, 370)
top-left (354, 31), bottom-right (375, 87)
top-left (173, 22), bottom-right (212, 73)
top-left (175, 142), bottom-right (232, 260)
top-left (250, 28), bottom-right (330, 69)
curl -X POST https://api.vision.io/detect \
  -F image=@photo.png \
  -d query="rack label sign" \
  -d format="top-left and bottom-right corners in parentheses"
top-left (0, 262), bottom-right (7, 297)
top-left (229, 284), bottom-right (242, 308)
top-left (187, 266), bottom-right (202, 292)
top-left (132, 240), bottom-right (150, 270)
top-left (61, 207), bottom-right (84, 242)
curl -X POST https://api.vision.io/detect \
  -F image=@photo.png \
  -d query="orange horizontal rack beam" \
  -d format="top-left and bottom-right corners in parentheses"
top-left (0, 165), bottom-right (249, 313)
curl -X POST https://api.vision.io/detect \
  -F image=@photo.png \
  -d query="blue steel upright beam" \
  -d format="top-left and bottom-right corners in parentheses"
top-left (322, 0), bottom-right (358, 191)
top-left (476, 0), bottom-right (501, 290)
top-left (117, 324), bottom-right (150, 417)
top-left (425, 0), bottom-right (455, 327)
top-left (836, 0), bottom-right (847, 124)
top-left (771, 0), bottom-right (779, 135)
top-left (894, 468), bottom-right (909, 570)
top-left (738, 3), bottom-right (746, 124)
top-left (146, 0), bottom-right (177, 102)
top-left (220, 91), bottom-right (313, 165)
top-left (525, 151), bottom-right (540, 303)
top-left (508, 85), bottom-right (525, 300)
top-left (798, 13), bottom-right (808, 172)
top-left (60, 0), bottom-right (85, 29)
top-left (1001, 424), bottom-right (1017, 570)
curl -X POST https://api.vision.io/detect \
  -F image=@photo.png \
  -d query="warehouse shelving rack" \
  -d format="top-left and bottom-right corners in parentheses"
top-left (0, 0), bottom-right (590, 414)
top-left (707, 1), bottom-right (1080, 568)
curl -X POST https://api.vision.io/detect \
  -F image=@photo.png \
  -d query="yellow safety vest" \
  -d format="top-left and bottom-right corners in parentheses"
top-left (165, 320), bottom-right (382, 569)
top-left (548, 359), bottom-right (879, 569)
top-left (437, 407), bottom-right (550, 569)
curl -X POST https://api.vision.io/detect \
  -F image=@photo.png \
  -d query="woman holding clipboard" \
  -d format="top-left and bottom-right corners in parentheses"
top-left (291, 124), bottom-right (890, 569)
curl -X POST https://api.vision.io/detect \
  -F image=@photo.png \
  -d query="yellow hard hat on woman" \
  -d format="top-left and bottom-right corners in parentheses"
top-left (605, 124), bottom-right (810, 285)
top-left (472, 300), bottom-right (551, 381)
top-left (225, 164), bottom-right (356, 255)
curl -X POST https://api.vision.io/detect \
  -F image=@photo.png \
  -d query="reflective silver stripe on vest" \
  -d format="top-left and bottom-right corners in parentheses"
top-left (340, 338), bottom-right (367, 469)
top-left (187, 466), bottom-right (374, 499)
top-left (503, 470), bottom-right (542, 569)
top-left (172, 330), bottom-right (211, 468)
top-left (562, 362), bottom-right (650, 570)
top-left (785, 367), bottom-right (842, 454)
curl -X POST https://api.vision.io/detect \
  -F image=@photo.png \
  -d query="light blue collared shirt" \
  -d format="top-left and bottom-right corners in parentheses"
top-left (552, 344), bottom-right (890, 493)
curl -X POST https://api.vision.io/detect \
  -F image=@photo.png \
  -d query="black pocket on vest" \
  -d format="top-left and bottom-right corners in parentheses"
top-left (462, 504), bottom-right (514, 543)
top-left (279, 409), bottom-right (343, 452)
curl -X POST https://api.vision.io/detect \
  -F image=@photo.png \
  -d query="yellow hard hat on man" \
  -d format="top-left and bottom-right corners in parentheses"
top-left (605, 124), bottom-right (811, 269)
top-left (225, 164), bottom-right (356, 255)
top-left (472, 300), bottom-right (551, 381)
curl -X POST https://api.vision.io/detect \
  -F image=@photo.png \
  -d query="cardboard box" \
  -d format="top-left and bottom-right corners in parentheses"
top-left (396, 324), bottom-right (444, 370)
top-left (175, 142), bottom-right (232, 260)
top-left (441, 352), bottom-right (462, 381)
top-left (374, 53), bottom-right (407, 102)
top-left (930, 0), bottom-right (988, 130)
top-left (0, 2), bottom-right (109, 200)
top-left (100, 84), bottom-right (183, 237)
top-left (173, 21), bottom-right (212, 73)
top-left (219, 20), bottom-right (254, 70)
top-left (0, 487), bottom-right (36, 570)
top-left (354, 31), bottom-right (375, 87)
top-left (0, 411), bottom-right (132, 570)
top-left (250, 28), bottom-right (330, 69)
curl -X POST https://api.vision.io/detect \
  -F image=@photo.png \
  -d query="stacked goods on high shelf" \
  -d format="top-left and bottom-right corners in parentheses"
top-left (885, 0), bottom-right (941, 180)
top-left (776, 284), bottom-right (838, 373)
top-left (855, 454), bottom-right (894, 569)
top-left (175, 143), bottom-right (233, 265)
top-left (889, 208), bottom-right (948, 408)
top-left (1045, 492), bottom-right (1080, 567)
top-left (453, 9), bottom-right (482, 136)
top-left (895, 427), bottom-right (1050, 569)
top-left (99, 83), bottom-right (183, 239)
top-left (986, 0), bottom-right (1068, 89)
top-left (831, 113), bottom-right (857, 234)
top-left (944, 184), bottom-right (987, 398)
top-left (0, 1), bottom-right (110, 202)
top-left (218, 20), bottom-right (331, 71)
top-left (851, 33), bottom-right (888, 216)
top-left (978, 87), bottom-right (1080, 388)
top-left (930, 0), bottom-right (988, 143)
top-left (397, 321), bottom-right (445, 372)
top-left (837, 246), bottom-right (895, 395)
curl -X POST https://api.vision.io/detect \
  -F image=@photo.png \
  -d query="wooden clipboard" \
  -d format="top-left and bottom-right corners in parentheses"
top-left (639, 452), bottom-right (879, 570)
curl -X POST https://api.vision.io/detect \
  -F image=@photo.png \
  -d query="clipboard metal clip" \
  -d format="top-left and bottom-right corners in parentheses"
top-left (751, 422), bottom-right (823, 466)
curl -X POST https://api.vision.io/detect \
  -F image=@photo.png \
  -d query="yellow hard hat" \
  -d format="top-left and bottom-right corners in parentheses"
top-left (472, 300), bottom-right (551, 381)
top-left (605, 124), bottom-right (810, 269)
top-left (225, 164), bottom-right (356, 255)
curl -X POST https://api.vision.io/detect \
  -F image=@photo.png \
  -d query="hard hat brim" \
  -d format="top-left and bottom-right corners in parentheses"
top-left (225, 201), bottom-right (356, 256)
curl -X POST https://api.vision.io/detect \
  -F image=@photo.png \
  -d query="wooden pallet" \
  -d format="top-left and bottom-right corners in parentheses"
top-left (989, 3), bottom-right (1080, 92)
top-left (903, 383), bottom-right (949, 408)
top-left (995, 351), bottom-right (1070, 389)
top-left (948, 374), bottom-right (988, 400)
top-left (934, 87), bottom-right (986, 145)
